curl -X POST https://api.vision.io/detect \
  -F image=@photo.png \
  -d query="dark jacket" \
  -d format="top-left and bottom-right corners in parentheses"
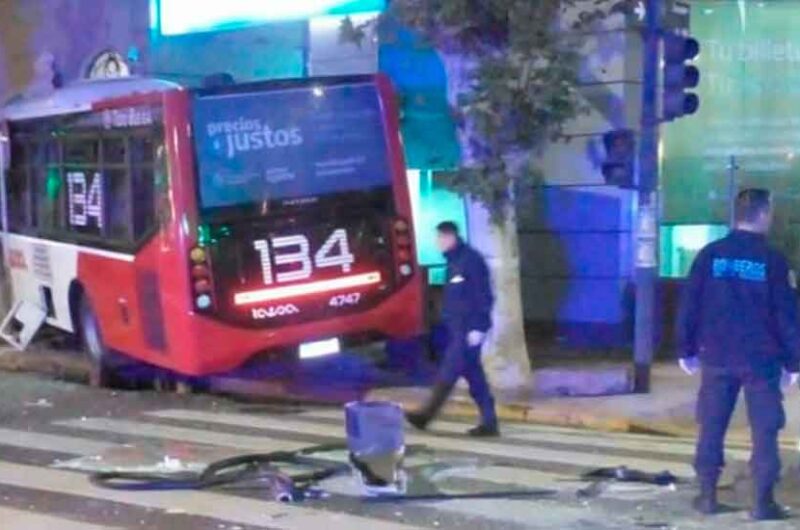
top-left (442, 240), bottom-right (494, 332)
top-left (677, 230), bottom-right (800, 373)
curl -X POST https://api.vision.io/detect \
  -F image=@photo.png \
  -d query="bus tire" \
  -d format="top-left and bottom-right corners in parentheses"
top-left (78, 296), bottom-right (115, 388)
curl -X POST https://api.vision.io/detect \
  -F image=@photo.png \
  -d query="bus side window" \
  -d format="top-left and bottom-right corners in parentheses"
top-left (31, 141), bottom-right (62, 232)
top-left (131, 134), bottom-right (157, 239)
top-left (154, 144), bottom-right (170, 228)
top-left (102, 129), bottom-right (131, 242)
top-left (7, 140), bottom-right (31, 233)
top-left (106, 167), bottom-right (132, 241)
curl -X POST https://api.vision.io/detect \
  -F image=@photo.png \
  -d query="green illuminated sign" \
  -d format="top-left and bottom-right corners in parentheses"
top-left (662, 0), bottom-right (800, 266)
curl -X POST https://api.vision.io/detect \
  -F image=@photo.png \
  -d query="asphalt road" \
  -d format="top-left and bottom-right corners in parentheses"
top-left (0, 370), bottom-right (799, 529)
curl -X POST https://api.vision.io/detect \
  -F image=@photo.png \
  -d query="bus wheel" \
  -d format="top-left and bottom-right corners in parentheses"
top-left (79, 297), bottom-right (115, 388)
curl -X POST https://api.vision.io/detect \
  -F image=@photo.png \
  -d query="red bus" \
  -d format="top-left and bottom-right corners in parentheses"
top-left (0, 75), bottom-right (423, 385)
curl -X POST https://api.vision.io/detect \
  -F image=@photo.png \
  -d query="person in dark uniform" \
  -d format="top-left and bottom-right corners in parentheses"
top-left (677, 188), bottom-right (800, 521)
top-left (406, 221), bottom-right (499, 437)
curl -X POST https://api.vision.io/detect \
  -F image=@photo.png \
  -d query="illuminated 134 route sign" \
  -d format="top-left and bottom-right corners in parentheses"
top-left (67, 171), bottom-right (104, 230)
top-left (253, 228), bottom-right (354, 286)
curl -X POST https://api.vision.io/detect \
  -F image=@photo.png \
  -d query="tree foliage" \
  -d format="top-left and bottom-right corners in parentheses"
top-left (343, 0), bottom-right (624, 222)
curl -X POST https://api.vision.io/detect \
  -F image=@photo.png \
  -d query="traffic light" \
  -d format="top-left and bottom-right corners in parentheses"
top-left (601, 129), bottom-right (636, 189)
top-left (662, 33), bottom-right (700, 121)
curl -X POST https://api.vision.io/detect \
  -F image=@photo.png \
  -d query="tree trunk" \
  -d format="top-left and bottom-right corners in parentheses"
top-left (467, 201), bottom-right (531, 389)
top-left (441, 52), bottom-right (532, 390)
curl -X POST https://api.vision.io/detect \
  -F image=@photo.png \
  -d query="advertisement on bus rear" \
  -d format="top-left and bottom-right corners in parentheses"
top-left (192, 83), bottom-right (392, 210)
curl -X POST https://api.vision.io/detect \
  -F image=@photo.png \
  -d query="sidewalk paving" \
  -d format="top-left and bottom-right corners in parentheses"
top-left (5, 336), bottom-right (800, 449)
top-left (366, 362), bottom-right (800, 448)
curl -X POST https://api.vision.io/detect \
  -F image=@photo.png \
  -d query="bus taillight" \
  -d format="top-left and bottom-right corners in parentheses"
top-left (392, 217), bottom-right (414, 278)
top-left (190, 246), bottom-right (214, 311)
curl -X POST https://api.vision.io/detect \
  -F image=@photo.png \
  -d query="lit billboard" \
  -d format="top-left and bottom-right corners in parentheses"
top-left (154, 0), bottom-right (386, 35)
top-left (661, 0), bottom-right (800, 271)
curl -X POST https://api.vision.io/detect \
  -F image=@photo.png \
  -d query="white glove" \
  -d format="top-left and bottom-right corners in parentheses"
top-left (679, 357), bottom-right (700, 376)
top-left (466, 330), bottom-right (486, 347)
top-left (781, 370), bottom-right (799, 390)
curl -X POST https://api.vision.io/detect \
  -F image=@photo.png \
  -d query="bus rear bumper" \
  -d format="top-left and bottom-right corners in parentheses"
top-left (171, 277), bottom-right (424, 376)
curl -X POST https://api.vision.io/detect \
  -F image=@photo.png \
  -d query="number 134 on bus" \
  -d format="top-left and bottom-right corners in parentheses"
top-left (0, 74), bottom-right (424, 384)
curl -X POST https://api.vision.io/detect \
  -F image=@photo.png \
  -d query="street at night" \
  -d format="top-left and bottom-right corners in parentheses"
top-left (0, 367), bottom-right (796, 530)
top-left (3, 0), bottom-right (800, 528)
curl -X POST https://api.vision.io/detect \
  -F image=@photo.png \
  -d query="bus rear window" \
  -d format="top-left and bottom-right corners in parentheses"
top-left (191, 82), bottom-right (392, 211)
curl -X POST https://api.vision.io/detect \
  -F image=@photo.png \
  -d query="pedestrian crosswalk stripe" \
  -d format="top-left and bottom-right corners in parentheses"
top-left (416, 464), bottom-right (589, 490)
top-left (499, 429), bottom-right (750, 460)
top-left (0, 461), bottom-right (428, 530)
top-left (56, 417), bottom-right (312, 452)
top-left (0, 409), bottom-right (712, 530)
top-left (298, 407), bottom-right (691, 441)
top-left (0, 427), bottom-right (116, 456)
top-left (319, 474), bottom-right (604, 530)
top-left (296, 408), bottom-right (768, 454)
top-left (294, 410), bottom-right (730, 459)
top-left (0, 423), bottom-right (583, 494)
top-left (0, 507), bottom-right (126, 530)
top-left (0, 422), bottom-right (513, 529)
top-left (144, 409), bottom-right (695, 476)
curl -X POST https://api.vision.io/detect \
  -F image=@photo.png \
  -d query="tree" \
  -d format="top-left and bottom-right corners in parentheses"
top-left (344, 0), bottom-right (620, 388)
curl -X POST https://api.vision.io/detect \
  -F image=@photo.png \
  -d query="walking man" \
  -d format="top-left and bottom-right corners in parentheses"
top-left (406, 221), bottom-right (499, 437)
top-left (678, 188), bottom-right (800, 520)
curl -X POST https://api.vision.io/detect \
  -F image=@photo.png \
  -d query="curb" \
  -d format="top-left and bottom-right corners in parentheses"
top-left (0, 349), bottom-right (90, 382)
top-left (3, 350), bottom-right (795, 450)
top-left (366, 387), bottom-right (798, 449)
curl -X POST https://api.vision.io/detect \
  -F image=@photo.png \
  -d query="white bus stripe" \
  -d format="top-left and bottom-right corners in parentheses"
top-left (0, 427), bottom-right (117, 456)
top-left (0, 506), bottom-right (124, 530)
top-left (0, 462), bottom-right (427, 530)
top-left (7, 233), bottom-right (135, 262)
top-left (143, 410), bottom-right (696, 476)
top-left (55, 418), bottom-right (311, 452)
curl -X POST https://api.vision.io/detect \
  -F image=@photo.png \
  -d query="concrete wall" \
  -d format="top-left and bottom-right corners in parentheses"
top-left (519, 14), bottom-right (643, 347)
top-left (0, 0), bottom-right (150, 100)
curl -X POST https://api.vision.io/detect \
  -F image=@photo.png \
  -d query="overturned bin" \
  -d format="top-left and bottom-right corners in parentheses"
top-left (346, 400), bottom-right (407, 496)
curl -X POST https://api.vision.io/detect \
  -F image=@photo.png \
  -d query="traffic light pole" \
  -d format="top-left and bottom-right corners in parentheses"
top-left (633, 0), bottom-right (661, 393)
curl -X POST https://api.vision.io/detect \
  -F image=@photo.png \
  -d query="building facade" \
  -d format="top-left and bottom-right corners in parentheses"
top-left (1, 0), bottom-right (687, 351)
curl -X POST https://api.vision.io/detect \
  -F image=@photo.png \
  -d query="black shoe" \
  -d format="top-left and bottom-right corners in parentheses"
top-left (692, 492), bottom-right (719, 515)
top-left (405, 411), bottom-right (430, 431)
top-left (467, 424), bottom-right (500, 437)
top-left (751, 501), bottom-right (790, 521)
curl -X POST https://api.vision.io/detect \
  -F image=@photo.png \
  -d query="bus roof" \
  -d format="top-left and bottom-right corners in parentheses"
top-left (1, 77), bottom-right (181, 121)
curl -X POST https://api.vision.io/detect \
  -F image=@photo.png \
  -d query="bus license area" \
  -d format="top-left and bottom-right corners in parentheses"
top-left (329, 292), bottom-right (361, 307)
top-left (250, 292), bottom-right (362, 321)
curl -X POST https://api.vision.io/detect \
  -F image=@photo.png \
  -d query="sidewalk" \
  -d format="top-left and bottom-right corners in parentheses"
top-left (366, 362), bottom-right (800, 447)
top-left (5, 335), bottom-right (800, 448)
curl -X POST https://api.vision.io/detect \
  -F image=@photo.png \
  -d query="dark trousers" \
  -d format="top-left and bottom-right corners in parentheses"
top-left (424, 323), bottom-right (497, 426)
top-left (694, 366), bottom-right (785, 490)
